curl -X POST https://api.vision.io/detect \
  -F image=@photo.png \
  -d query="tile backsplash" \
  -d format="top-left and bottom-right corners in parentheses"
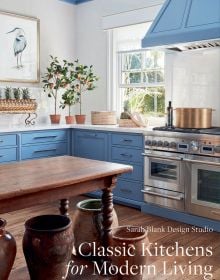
top-left (165, 48), bottom-right (220, 126)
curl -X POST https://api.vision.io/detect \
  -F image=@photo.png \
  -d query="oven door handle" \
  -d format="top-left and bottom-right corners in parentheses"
top-left (142, 153), bottom-right (182, 161)
top-left (183, 158), bottom-right (220, 166)
top-left (141, 189), bottom-right (184, 201)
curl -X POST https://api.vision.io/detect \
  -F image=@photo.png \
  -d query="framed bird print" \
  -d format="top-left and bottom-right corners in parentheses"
top-left (0, 11), bottom-right (40, 83)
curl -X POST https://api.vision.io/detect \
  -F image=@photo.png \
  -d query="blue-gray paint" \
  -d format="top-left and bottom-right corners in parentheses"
top-left (59, 0), bottom-right (93, 5)
top-left (142, 0), bottom-right (220, 48)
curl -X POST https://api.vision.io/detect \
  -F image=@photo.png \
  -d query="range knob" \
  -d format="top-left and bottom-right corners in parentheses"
top-left (145, 139), bottom-right (152, 146)
top-left (152, 140), bottom-right (157, 146)
top-left (214, 146), bottom-right (220, 153)
top-left (157, 140), bottom-right (163, 147)
top-left (191, 141), bottom-right (199, 152)
top-left (163, 141), bottom-right (169, 147)
top-left (170, 142), bottom-right (177, 149)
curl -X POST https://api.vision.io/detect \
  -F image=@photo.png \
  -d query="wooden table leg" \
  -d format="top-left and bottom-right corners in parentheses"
top-left (101, 176), bottom-right (117, 249)
top-left (59, 199), bottom-right (69, 216)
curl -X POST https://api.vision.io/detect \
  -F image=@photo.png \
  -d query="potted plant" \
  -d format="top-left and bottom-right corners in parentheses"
top-left (22, 88), bottom-right (31, 99)
top-left (5, 87), bottom-right (12, 100)
top-left (13, 88), bottom-right (21, 100)
top-left (72, 60), bottom-right (98, 124)
top-left (60, 89), bottom-right (77, 124)
top-left (42, 56), bottom-right (69, 124)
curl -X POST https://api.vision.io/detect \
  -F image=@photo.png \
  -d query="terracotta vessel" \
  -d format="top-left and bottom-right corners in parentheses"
top-left (23, 215), bottom-right (74, 280)
top-left (75, 114), bottom-right (86, 124)
top-left (0, 218), bottom-right (17, 280)
top-left (111, 225), bottom-right (149, 280)
top-left (65, 115), bottom-right (75, 124)
top-left (50, 114), bottom-right (61, 124)
top-left (72, 199), bottom-right (118, 256)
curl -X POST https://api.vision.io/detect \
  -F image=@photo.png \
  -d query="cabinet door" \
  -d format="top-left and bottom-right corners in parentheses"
top-left (74, 130), bottom-right (108, 161)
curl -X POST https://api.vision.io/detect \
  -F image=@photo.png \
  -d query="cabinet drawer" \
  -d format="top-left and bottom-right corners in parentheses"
top-left (111, 133), bottom-right (143, 148)
top-left (22, 130), bottom-right (68, 145)
top-left (21, 143), bottom-right (67, 160)
top-left (0, 134), bottom-right (17, 147)
top-left (0, 147), bottom-right (17, 163)
top-left (74, 130), bottom-right (108, 161)
top-left (114, 180), bottom-right (143, 201)
top-left (118, 163), bottom-right (143, 181)
top-left (111, 146), bottom-right (142, 163)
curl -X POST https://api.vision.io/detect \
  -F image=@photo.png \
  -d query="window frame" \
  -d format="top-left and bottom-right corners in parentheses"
top-left (118, 48), bottom-right (165, 89)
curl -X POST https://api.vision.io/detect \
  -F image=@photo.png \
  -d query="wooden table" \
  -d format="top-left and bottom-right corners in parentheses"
top-left (0, 155), bottom-right (132, 247)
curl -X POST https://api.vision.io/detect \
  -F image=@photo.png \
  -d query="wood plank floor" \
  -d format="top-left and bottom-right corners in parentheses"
top-left (1, 195), bottom-right (220, 280)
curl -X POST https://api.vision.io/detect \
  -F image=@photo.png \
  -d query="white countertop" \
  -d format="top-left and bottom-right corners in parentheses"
top-left (0, 123), bottom-right (155, 134)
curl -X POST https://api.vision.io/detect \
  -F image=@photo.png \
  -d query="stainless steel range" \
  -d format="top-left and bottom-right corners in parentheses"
top-left (142, 128), bottom-right (220, 221)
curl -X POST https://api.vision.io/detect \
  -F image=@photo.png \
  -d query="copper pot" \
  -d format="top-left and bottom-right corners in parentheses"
top-left (175, 108), bottom-right (213, 129)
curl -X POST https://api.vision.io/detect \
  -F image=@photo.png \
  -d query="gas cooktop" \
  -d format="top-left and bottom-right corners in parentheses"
top-left (153, 126), bottom-right (220, 135)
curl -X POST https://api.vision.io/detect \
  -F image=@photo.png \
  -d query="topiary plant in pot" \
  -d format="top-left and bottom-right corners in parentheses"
top-left (42, 55), bottom-right (69, 124)
top-left (60, 89), bottom-right (77, 124)
top-left (72, 60), bottom-right (99, 124)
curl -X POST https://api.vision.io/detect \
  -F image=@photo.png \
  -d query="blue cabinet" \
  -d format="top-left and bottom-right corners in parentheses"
top-left (21, 129), bottom-right (70, 160)
top-left (73, 129), bottom-right (109, 197)
top-left (0, 134), bottom-right (18, 163)
top-left (73, 129), bottom-right (108, 161)
top-left (110, 132), bottom-right (144, 208)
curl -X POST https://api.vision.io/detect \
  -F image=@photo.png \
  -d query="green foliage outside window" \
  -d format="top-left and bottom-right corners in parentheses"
top-left (119, 50), bottom-right (165, 118)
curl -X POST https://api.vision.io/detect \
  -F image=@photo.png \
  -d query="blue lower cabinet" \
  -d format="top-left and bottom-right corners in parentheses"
top-left (114, 179), bottom-right (143, 202)
top-left (0, 134), bottom-right (17, 148)
top-left (118, 163), bottom-right (143, 181)
top-left (21, 130), bottom-right (68, 145)
top-left (0, 147), bottom-right (17, 163)
top-left (21, 143), bottom-right (68, 160)
top-left (111, 146), bottom-right (142, 164)
top-left (73, 130), bottom-right (108, 161)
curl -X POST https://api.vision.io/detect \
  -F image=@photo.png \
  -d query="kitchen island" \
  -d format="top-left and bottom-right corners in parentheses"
top-left (0, 155), bottom-right (132, 248)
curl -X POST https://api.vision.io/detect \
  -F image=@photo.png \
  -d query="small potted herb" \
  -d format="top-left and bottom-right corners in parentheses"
top-left (13, 88), bottom-right (21, 100)
top-left (5, 87), bottom-right (12, 100)
top-left (22, 88), bottom-right (31, 99)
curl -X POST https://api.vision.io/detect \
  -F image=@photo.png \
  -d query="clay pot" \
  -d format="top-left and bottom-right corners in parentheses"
top-left (72, 199), bottom-right (118, 257)
top-left (23, 215), bottom-right (74, 280)
top-left (75, 114), bottom-right (86, 124)
top-left (50, 114), bottom-right (61, 124)
top-left (111, 225), bottom-right (149, 280)
top-left (0, 218), bottom-right (17, 280)
top-left (65, 115), bottom-right (75, 124)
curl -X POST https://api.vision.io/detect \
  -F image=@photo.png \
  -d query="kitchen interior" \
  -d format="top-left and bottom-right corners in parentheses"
top-left (0, 0), bottom-right (220, 279)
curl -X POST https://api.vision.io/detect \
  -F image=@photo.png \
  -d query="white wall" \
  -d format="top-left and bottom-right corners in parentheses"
top-left (0, 0), bottom-right (76, 125)
top-left (75, 0), bottom-right (164, 121)
top-left (165, 49), bottom-right (220, 126)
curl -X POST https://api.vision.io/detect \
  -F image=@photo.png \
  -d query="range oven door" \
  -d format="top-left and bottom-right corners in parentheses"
top-left (185, 158), bottom-right (220, 221)
top-left (143, 151), bottom-right (183, 192)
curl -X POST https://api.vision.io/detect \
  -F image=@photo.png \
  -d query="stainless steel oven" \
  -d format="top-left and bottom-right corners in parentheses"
top-left (143, 131), bottom-right (220, 220)
top-left (185, 155), bottom-right (220, 221)
top-left (142, 143), bottom-right (185, 211)
top-left (144, 150), bottom-right (183, 191)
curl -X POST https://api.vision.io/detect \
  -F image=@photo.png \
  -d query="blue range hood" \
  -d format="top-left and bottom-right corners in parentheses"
top-left (142, 0), bottom-right (220, 51)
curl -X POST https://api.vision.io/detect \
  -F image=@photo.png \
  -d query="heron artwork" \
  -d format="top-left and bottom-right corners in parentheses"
top-left (7, 27), bottom-right (27, 68)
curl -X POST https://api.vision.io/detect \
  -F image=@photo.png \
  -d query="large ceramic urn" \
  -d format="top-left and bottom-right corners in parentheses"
top-left (0, 218), bottom-right (17, 280)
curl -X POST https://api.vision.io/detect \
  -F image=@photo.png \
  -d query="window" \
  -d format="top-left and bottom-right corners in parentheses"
top-left (112, 23), bottom-right (165, 126)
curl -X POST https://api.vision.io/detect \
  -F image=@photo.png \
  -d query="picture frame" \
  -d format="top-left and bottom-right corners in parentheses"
top-left (0, 11), bottom-right (40, 83)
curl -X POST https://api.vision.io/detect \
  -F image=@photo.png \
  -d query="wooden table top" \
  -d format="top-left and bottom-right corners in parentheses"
top-left (0, 156), bottom-right (132, 201)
